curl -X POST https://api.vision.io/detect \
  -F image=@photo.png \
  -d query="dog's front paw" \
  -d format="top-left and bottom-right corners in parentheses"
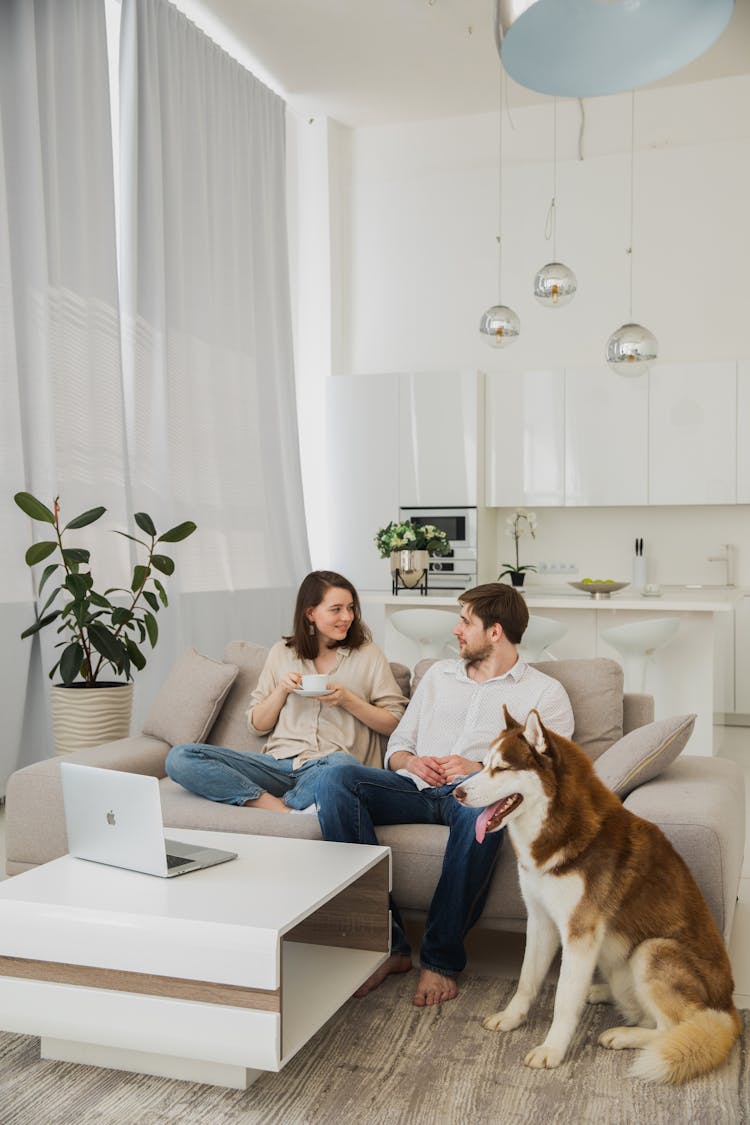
top-left (482, 1008), bottom-right (526, 1033)
top-left (587, 982), bottom-right (612, 1005)
top-left (524, 1044), bottom-right (564, 1069)
top-left (599, 1027), bottom-right (631, 1050)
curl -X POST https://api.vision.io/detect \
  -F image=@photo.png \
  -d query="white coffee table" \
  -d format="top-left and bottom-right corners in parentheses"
top-left (0, 830), bottom-right (391, 1089)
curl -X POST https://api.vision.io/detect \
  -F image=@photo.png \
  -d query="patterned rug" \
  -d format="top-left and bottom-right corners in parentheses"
top-left (0, 975), bottom-right (748, 1124)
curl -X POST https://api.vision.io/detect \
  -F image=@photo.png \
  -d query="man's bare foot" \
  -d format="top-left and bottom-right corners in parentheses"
top-left (412, 968), bottom-right (457, 1007)
top-left (243, 793), bottom-right (291, 813)
top-left (354, 953), bottom-right (412, 998)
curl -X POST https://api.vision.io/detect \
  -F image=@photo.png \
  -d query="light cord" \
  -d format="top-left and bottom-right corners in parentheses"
top-left (497, 67), bottom-right (504, 302)
top-left (629, 90), bottom-right (635, 321)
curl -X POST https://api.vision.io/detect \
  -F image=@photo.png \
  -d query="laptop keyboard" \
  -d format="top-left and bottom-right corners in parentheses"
top-left (166, 853), bottom-right (189, 869)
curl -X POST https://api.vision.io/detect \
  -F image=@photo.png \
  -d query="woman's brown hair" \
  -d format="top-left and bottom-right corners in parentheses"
top-left (285, 571), bottom-right (371, 660)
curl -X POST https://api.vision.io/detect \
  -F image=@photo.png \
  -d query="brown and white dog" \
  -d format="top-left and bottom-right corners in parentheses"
top-left (454, 707), bottom-right (741, 1084)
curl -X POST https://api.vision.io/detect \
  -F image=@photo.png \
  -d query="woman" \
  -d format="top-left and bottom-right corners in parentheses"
top-left (165, 571), bottom-right (407, 813)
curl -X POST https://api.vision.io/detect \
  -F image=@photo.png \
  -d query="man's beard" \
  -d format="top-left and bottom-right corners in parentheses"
top-left (459, 638), bottom-right (493, 665)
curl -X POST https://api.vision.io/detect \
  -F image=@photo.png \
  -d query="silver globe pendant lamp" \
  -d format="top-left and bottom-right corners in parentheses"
top-left (606, 92), bottom-right (657, 378)
top-left (494, 0), bottom-right (734, 99)
top-left (480, 72), bottom-right (520, 349)
top-left (533, 99), bottom-right (576, 308)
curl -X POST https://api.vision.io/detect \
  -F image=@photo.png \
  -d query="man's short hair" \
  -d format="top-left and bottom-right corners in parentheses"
top-left (458, 583), bottom-right (529, 645)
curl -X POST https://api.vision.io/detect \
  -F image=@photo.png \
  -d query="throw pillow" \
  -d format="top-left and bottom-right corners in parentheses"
top-left (205, 640), bottom-right (270, 752)
top-left (142, 648), bottom-right (238, 746)
top-left (593, 713), bottom-right (696, 798)
top-left (533, 658), bottom-right (624, 760)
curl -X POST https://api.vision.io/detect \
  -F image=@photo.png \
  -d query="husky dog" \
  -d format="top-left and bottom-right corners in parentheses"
top-left (454, 707), bottom-right (741, 1084)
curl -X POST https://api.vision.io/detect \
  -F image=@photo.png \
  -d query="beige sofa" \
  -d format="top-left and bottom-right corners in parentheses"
top-left (5, 642), bottom-right (745, 943)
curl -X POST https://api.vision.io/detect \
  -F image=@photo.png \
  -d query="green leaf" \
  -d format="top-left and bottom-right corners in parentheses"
top-left (131, 564), bottom-right (150, 592)
top-left (88, 622), bottom-right (126, 664)
top-left (158, 520), bottom-right (197, 544)
top-left (134, 512), bottom-right (157, 537)
top-left (25, 541), bottom-right (57, 566)
top-left (113, 530), bottom-right (150, 548)
top-left (59, 642), bottom-right (84, 685)
top-left (125, 637), bottom-right (147, 671)
top-left (37, 562), bottom-right (59, 596)
top-left (111, 607), bottom-right (133, 626)
top-left (14, 492), bottom-right (56, 524)
top-left (143, 590), bottom-right (160, 613)
top-left (20, 610), bottom-right (61, 639)
top-left (150, 554), bottom-right (174, 576)
top-left (39, 586), bottom-right (62, 616)
top-left (64, 506), bottom-right (106, 531)
top-left (154, 579), bottom-right (168, 608)
top-left (88, 591), bottom-right (112, 609)
top-left (65, 573), bottom-right (92, 599)
top-left (144, 611), bottom-right (158, 648)
top-left (62, 548), bottom-right (90, 564)
top-left (48, 659), bottom-right (61, 681)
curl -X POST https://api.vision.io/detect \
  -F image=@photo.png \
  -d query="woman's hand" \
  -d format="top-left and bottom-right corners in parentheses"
top-left (280, 671), bottom-right (303, 694)
top-left (321, 683), bottom-right (399, 737)
top-left (320, 682), bottom-right (352, 709)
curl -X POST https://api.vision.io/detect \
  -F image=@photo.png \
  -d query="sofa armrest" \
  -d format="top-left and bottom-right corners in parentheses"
top-left (622, 692), bottom-right (654, 733)
top-left (4, 735), bottom-right (170, 875)
top-left (623, 756), bottom-right (745, 942)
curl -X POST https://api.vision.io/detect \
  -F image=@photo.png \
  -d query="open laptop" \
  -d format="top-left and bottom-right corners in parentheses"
top-left (60, 762), bottom-right (237, 878)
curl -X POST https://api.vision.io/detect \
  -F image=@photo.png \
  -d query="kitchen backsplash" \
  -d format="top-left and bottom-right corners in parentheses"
top-left (490, 505), bottom-right (750, 590)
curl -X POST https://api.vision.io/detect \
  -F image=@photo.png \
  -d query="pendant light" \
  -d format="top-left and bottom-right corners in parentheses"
top-left (479, 71), bottom-right (520, 348)
top-left (494, 0), bottom-right (734, 99)
top-left (606, 92), bottom-right (657, 377)
top-left (533, 98), bottom-right (576, 308)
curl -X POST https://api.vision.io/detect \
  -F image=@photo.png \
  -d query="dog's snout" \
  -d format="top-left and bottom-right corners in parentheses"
top-left (454, 785), bottom-right (466, 803)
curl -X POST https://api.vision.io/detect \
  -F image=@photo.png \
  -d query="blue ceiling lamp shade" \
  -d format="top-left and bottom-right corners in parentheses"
top-left (480, 74), bottom-right (521, 349)
top-left (495, 0), bottom-right (734, 98)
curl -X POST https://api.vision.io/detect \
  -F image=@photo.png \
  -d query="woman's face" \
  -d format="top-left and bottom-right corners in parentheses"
top-left (306, 586), bottom-right (355, 647)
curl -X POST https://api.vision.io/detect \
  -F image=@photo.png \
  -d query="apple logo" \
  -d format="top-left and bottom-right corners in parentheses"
top-left (106, 810), bottom-right (116, 826)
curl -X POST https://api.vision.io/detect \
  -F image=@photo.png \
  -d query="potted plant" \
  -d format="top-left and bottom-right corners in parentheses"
top-left (14, 492), bottom-right (196, 755)
top-left (498, 509), bottom-right (537, 588)
top-left (375, 519), bottom-right (450, 591)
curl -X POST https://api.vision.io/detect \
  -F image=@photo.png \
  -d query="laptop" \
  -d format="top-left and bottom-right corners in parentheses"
top-left (60, 762), bottom-right (237, 878)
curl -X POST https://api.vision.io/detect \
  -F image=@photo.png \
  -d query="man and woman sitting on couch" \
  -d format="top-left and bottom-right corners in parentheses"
top-left (166, 570), bottom-right (574, 1008)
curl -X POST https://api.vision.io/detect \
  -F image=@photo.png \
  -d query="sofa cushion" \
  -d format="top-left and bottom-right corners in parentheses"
top-left (205, 641), bottom-right (271, 752)
top-left (594, 713), bottom-right (696, 798)
top-left (412, 657), bottom-right (624, 761)
top-left (142, 648), bottom-right (238, 746)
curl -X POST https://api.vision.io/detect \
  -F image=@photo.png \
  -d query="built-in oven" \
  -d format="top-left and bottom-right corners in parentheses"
top-left (398, 507), bottom-right (477, 593)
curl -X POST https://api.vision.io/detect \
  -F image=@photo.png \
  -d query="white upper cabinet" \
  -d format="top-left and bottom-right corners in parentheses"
top-left (398, 370), bottom-right (478, 507)
top-left (485, 369), bottom-right (565, 507)
top-left (648, 362), bottom-right (737, 505)
top-left (564, 365), bottom-right (648, 506)
top-left (326, 374), bottom-right (400, 591)
top-left (738, 361), bottom-right (750, 504)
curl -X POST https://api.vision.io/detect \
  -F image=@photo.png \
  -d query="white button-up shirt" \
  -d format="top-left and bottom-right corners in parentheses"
top-left (384, 658), bottom-right (574, 789)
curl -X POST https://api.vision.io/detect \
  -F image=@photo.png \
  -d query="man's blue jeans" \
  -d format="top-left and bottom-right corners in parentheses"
top-left (165, 744), bottom-right (360, 810)
top-left (315, 763), bottom-right (504, 977)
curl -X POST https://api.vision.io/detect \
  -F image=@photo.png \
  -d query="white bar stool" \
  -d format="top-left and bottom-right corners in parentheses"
top-left (600, 616), bottom-right (680, 693)
top-left (519, 615), bottom-right (568, 662)
top-left (389, 609), bottom-right (457, 660)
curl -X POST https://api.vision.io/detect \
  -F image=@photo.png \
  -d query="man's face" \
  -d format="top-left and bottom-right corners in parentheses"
top-left (454, 605), bottom-right (495, 662)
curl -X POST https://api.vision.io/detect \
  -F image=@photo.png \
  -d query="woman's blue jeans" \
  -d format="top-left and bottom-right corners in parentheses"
top-left (315, 762), bottom-right (504, 977)
top-left (165, 744), bottom-right (361, 810)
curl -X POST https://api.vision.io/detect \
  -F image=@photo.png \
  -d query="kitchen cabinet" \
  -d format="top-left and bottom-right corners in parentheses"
top-left (648, 362), bottom-right (737, 505)
top-left (485, 369), bottom-right (565, 507)
top-left (398, 370), bottom-right (479, 507)
top-left (737, 362), bottom-right (750, 504)
top-left (325, 373), bottom-right (400, 591)
top-left (564, 366), bottom-right (648, 506)
top-left (734, 594), bottom-right (750, 715)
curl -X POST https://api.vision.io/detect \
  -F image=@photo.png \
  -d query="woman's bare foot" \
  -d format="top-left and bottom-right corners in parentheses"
top-left (412, 968), bottom-right (457, 1007)
top-left (354, 953), bottom-right (413, 998)
top-left (243, 793), bottom-right (291, 813)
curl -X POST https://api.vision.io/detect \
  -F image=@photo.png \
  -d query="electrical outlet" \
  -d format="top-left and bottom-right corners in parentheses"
top-left (544, 562), bottom-right (577, 574)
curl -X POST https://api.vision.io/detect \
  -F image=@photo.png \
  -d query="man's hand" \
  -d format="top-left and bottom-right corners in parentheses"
top-left (439, 755), bottom-right (482, 783)
top-left (390, 753), bottom-right (446, 788)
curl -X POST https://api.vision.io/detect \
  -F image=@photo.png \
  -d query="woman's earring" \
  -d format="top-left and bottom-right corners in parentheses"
top-left (308, 622), bottom-right (315, 636)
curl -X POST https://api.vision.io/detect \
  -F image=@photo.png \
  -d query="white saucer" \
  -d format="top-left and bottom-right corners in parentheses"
top-left (293, 688), bottom-right (333, 698)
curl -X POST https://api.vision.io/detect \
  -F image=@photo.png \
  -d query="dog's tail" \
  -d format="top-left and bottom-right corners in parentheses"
top-left (630, 1008), bottom-right (741, 1084)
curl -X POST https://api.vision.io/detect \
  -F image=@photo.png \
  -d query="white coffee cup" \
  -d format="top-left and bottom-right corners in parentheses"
top-left (301, 673), bottom-right (329, 692)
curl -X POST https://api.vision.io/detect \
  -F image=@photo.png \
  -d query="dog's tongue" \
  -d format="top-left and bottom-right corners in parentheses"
top-left (475, 801), bottom-right (503, 845)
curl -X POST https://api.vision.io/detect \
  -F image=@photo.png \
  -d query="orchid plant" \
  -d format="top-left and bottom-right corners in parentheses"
top-left (498, 509), bottom-right (538, 580)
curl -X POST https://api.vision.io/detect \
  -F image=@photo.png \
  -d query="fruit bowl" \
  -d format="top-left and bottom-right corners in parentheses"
top-left (569, 580), bottom-right (629, 599)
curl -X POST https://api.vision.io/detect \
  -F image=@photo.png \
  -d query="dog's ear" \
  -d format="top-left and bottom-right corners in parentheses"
top-left (523, 711), bottom-right (548, 755)
top-left (503, 704), bottom-right (522, 730)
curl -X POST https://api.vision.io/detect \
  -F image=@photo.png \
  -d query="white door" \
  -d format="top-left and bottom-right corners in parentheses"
top-left (398, 370), bottom-right (478, 507)
top-left (485, 369), bottom-right (565, 507)
top-left (648, 362), bottom-right (737, 505)
top-left (564, 365), bottom-right (648, 506)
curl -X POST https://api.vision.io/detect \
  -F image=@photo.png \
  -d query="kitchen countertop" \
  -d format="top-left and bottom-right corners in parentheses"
top-left (360, 588), bottom-right (738, 612)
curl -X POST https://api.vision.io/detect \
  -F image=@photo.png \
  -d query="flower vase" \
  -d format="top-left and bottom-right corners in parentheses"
top-left (510, 572), bottom-right (525, 588)
top-left (390, 550), bottom-right (429, 593)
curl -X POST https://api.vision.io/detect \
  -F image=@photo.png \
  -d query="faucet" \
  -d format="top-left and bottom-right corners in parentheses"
top-left (706, 543), bottom-right (735, 587)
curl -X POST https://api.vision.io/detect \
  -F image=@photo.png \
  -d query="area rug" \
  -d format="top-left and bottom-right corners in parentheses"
top-left (0, 975), bottom-right (748, 1124)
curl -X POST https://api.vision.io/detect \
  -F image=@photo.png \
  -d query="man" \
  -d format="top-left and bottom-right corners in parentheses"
top-left (315, 582), bottom-right (574, 1008)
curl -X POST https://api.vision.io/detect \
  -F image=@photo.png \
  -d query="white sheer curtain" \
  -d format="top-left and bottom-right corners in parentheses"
top-left (0, 0), bottom-right (310, 780)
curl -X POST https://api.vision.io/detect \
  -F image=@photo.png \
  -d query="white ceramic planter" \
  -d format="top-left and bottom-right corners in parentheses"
top-left (390, 549), bottom-right (429, 590)
top-left (50, 684), bottom-right (134, 756)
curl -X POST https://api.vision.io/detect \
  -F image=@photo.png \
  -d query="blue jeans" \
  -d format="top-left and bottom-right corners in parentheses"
top-left (165, 744), bottom-right (361, 811)
top-left (315, 763), bottom-right (504, 977)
